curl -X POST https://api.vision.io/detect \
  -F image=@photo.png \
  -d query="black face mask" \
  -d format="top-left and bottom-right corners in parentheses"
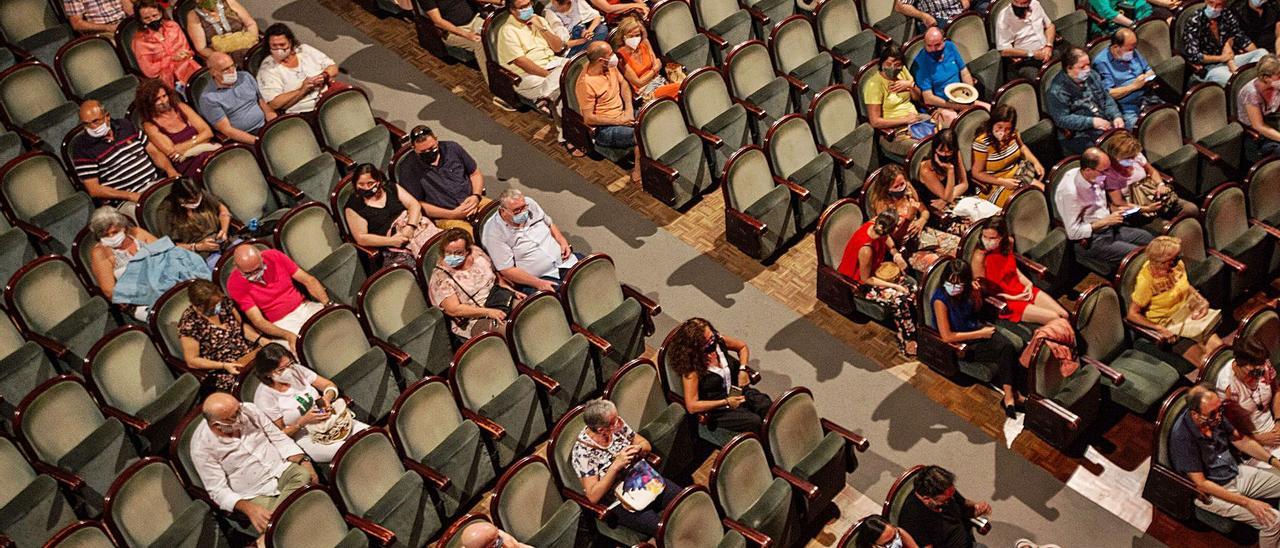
top-left (1011, 5), bottom-right (1029, 18)
top-left (355, 183), bottom-right (381, 199)
top-left (146, 19), bottom-right (164, 31)
top-left (934, 153), bottom-right (954, 165)
top-left (1248, 366), bottom-right (1267, 379)
top-left (418, 148), bottom-right (439, 164)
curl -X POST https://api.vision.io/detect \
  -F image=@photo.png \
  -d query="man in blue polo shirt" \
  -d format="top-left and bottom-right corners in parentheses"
top-left (396, 125), bottom-right (491, 234)
top-left (912, 27), bottom-right (988, 117)
top-left (1093, 29), bottom-right (1159, 128)
top-left (1171, 385), bottom-right (1280, 548)
top-left (199, 52), bottom-right (276, 145)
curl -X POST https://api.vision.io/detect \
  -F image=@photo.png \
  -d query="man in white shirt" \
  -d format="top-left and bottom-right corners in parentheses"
top-left (190, 392), bottom-right (318, 535)
top-left (481, 188), bottom-right (579, 293)
top-left (996, 0), bottom-right (1055, 81)
top-left (1052, 147), bottom-right (1152, 272)
top-left (256, 23), bottom-right (339, 114)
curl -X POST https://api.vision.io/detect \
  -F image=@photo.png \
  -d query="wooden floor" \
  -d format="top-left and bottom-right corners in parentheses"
top-left (320, 2), bottom-right (1263, 545)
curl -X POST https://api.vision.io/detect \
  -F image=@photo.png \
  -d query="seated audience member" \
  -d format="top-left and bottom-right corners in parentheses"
top-left (1047, 48), bottom-right (1126, 155)
top-left (1090, 0), bottom-right (1169, 35)
top-left (995, 0), bottom-right (1055, 82)
top-left (837, 210), bottom-right (919, 356)
top-left (970, 216), bottom-right (1069, 325)
top-left (919, 128), bottom-right (999, 223)
top-left (179, 279), bottom-right (266, 394)
top-left (460, 521), bottom-right (533, 548)
top-left (226, 245), bottom-right (331, 347)
top-left (252, 343), bottom-right (368, 463)
top-left (192, 392), bottom-right (318, 537)
top-left (864, 43), bottom-right (950, 159)
top-left (428, 228), bottom-right (521, 339)
top-left (666, 318), bottom-right (773, 434)
top-left (187, 0), bottom-right (259, 64)
top-left (199, 52), bottom-right (276, 145)
top-left (1126, 235), bottom-right (1223, 366)
top-left (1053, 147), bottom-right (1153, 272)
top-left (912, 28), bottom-right (988, 115)
top-left (89, 207), bottom-right (210, 320)
top-left (136, 78), bottom-right (219, 178)
top-left (481, 189), bottom-right (579, 294)
top-left (1094, 29), bottom-right (1160, 129)
top-left (420, 0), bottom-right (499, 86)
top-left (398, 126), bottom-right (491, 235)
top-left (1218, 336), bottom-right (1280, 459)
top-left (1237, 0), bottom-right (1280, 57)
top-left (1099, 131), bottom-right (1198, 232)
top-left (575, 41), bottom-right (639, 180)
top-left (895, 0), bottom-right (966, 31)
top-left (572, 398), bottom-right (679, 537)
top-left (548, 0), bottom-right (607, 57)
top-left (970, 104), bottom-right (1045, 207)
top-left (1171, 384), bottom-right (1280, 548)
top-left (614, 17), bottom-right (680, 105)
top-left (72, 100), bottom-right (177, 212)
top-left (1238, 54), bottom-right (1280, 161)
top-left (868, 165), bottom-right (961, 273)
top-left (498, 0), bottom-right (567, 118)
top-left (156, 178), bottom-right (233, 268)
top-left (343, 163), bottom-right (440, 267)
top-left (897, 465), bottom-right (993, 548)
top-left (1182, 0), bottom-right (1271, 85)
top-left (257, 23), bottom-right (339, 115)
top-left (64, 0), bottom-right (130, 36)
top-left (855, 515), bottom-right (921, 548)
top-left (587, 0), bottom-right (648, 22)
top-left (932, 259), bottom-right (1023, 415)
top-left (131, 0), bottom-right (201, 92)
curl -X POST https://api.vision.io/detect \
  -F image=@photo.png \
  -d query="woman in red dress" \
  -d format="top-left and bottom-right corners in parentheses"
top-left (970, 216), bottom-right (1068, 325)
top-left (838, 210), bottom-right (919, 356)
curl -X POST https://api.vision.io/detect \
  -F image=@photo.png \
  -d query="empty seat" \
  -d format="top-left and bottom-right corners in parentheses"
top-left (944, 14), bottom-right (999, 98)
top-left (765, 114), bottom-right (838, 229)
top-left (0, 313), bottom-right (58, 423)
top-left (708, 433), bottom-right (798, 547)
top-left (1039, 0), bottom-right (1088, 47)
top-left (763, 387), bottom-right (868, 523)
top-left (0, 434), bottom-right (77, 546)
top-left (861, 0), bottom-right (911, 44)
top-left (1134, 17), bottom-right (1186, 97)
top-left (6, 255), bottom-right (120, 366)
top-left (298, 305), bottom-right (400, 422)
top-left (680, 68), bottom-right (752, 174)
top-left (1074, 285), bottom-right (1181, 414)
top-left (1004, 188), bottom-right (1069, 292)
top-left (315, 87), bottom-right (404, 170)
top-left (0, 62), bottom-right (80, 153)
top-left (508, 291), bottom-right (600, 419)
top-left (490, 456), bottom-right (586, 546)
top-left (450, 333), bottom-right (551, 466)
top-left (1204, 183), bottom-right (1271, 302)
top-left (84, 326), bottom-right (200, 453)
top-left (693, 0), bottom-right (754, 52)
top-left (274, 202), bottom-right (366, 306)
top-left (809, 85), bottom-right (876, 196)
top-left (561, 254), bottom-right (659, 376)
top-left (1182, 84), bottom-right (1244, 189)
top-left (330, 429), bottom-right (445, 547)
top-left (1023, 338), bottom-right (1110, 451)
top-left (266, 485), bottom-right (386, 548)
top-left (722, 145), bottom-right (800, 261)
top-left (102, 457), bottom-right (227, 548)
top-left (258, 115), bottom-right (349, 206)
top-left (742, 0), bottom-right (796, 35)
top-left (636, 97), bottom-right (715, 209)
top-left (198, 145), bottom-right (298, 227)
top-left (0, 151), bottom-right (94, 255)
top-left (604, 358), bottom-right (691, 474)
top-left (650, 0), bottom-right (714, 69)
top-left (0, 0), bottom-right (73, 65)
top-left (44, 521), bottom-right (117, 548)
top-left (815, 0), bottom-right (881, 77)
top-left (657, 485), bottom-right (762, 548)
top-left (769, 16), bottom-right (835, 105)
top-left (356, 266), bottom-right (452, 378)
top-left (54, 37), bottom-right (139, 118)
top-left (725, 41), bottom-right (793, 134)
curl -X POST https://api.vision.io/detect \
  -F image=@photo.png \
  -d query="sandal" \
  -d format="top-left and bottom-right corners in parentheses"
top-left (565, 142), bottom-right (585, 158)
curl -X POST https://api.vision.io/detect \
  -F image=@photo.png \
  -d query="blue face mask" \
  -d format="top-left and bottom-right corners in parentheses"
top-left (443, 253), bottom-right (466, 268)
top-left (511, 211), bottom-right (530, 225)
top-left (517, 6), bottom-right (534, 20)
top-left (1203, 5), bottom-right (1220, 18)
top-left (1251, 0), bottom-right (1267, 8)
top-left (944, 281), bottom-right (964, 296)
top-left (212, 301), bottom-right (223, 316)
top-left (1116, 50), bottom-right (1133, 62)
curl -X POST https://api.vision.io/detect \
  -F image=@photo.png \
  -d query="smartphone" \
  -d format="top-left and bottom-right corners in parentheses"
top-left (729, 385), bottom-right (743, 396)
top-left (1122, 206), bottom-right (1141, 217)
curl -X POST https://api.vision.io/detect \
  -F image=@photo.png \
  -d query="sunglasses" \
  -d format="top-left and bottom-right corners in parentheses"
top-left (409, 126), bottom-right (432, 142)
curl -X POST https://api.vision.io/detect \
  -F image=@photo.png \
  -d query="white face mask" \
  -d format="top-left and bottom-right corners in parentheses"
top-left (86, 122), bottom-right (110, 138)
top-left (624, 36), bottom-right (641, 49)
top-left (181, 196), bottom-right (202, 209)
top-left (100, 231), bottom-right (126, 248)
top-left (270, 48), bottom-right (291, 61)
top-left (607, 55), bottom-right (619, 68)
top-left (879, 531), bottom-right (905, 548)
top-left (271, 369), bottom-right (290, 383)
top-left (981, 237), bottom-right (1000, 250)
top-left (220, 70), bottom-right (238, 86)
top-left (944, 281), bottom-right (965, 296)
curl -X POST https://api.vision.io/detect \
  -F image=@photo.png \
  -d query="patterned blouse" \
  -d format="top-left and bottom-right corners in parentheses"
top-left (427, 247), bottom-right (497, 336)
top-left (1181, 9), bottom-right (1252, 65)
top-left (178, 304), bottom-right (256, 362)
top-left (570, 420), bottom-right (636, 479)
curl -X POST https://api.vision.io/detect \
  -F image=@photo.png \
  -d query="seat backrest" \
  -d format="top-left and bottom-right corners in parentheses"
top-left (269, 487), bottom-right (355, 547)
top-left (1136, 106), bottom-right (1185, 162)
top-left (276, 203), bottom-right (342, 271)
top-left (0, 0), bottom-right (62, 45)
top-left (681, 68), bottom-right (735, 130)
top-left (0, 63), bottom-right (68, 128)
top-left (137, 178), bottom-right (176, 235)
top-left (766, 115), bottom-right (819, 179)
top-left (885, 466), bottom-right (921, 523)
top-left (560, 52), bottom-right (590, 117)
top-left (510, 292), bottom-right (574, 369)
top-left (1166, 216), bottom-right (1208, 263)
top-left (493, 457), bottom-right (567, 540)
top-left (359, 267), bottom-right (431, 342)
top-left (150, 281), bottom-right (195, 363)
top-left (1039, 0), bottom-right (1075, 19)
top-left (46, 521), bottom-right (116, 548)
top-left (945, 14), bottom-right (989, 63)
top-left (810, 85), bottom-right (858, 147)
top-left (987, 0), bottom-right (1013, 37)
top-left (1248, 157), bottom-right (1280, 223)
top-left (391, 378), bottom-right (465, 461)
top-left (1204, 185), bottom-right (1249, 250)
top-left (659, 487), bottom-right (726, 548)
top-left (1135, 17), bottom-right (1173, 61)
top-left (764, 389), bottom-right (826, 472)
top-left (862, 0), bottom-right (896, 25)
top-left (259, 115), bottom-right (325, 179)
top-left (724, 146), bottom-right (777, 212)
top-left (316, 88), bottom-right (378, 150)
top-left (608, 359), bottom-right (673, 434)
top-left (1241, 310), bottom-right (1280, 365)
top-left (651, 0), bottom-right (700, 58)
top-left (1037, 60), bottom-right (1062, 110)
top-left (1005, 188), bottom-right (1051, 253)
top-left (712, 434), bottom-right (777, 520)
top-left (0, 435), bottom-right (37, 511)
top-left (853, 61), bottom-right (881, 119)
top-left (816, 0), bottom-right (862, 49)
top-left (1, 152), bottom-right (81, 222)
top-left (1172, 3), bottom-right (1204, 56)
top-left (639, 97), bottom-right (692, 163)
top-left (1154, 390), bottom-right (1190, 467)
top-left (173, 411), bottom-right (206, 491)
top-left (0, 313), bottom-right (28, 361)
top-left (9, 257), bottom-right (92, 337)
top-left (116, 19), bottom-right (143, 71)
top-left (1199, 347), bottom-right (1234, 386)
top-left (200, 146), bottom-right (279, 223)
top-left (953, 107), bottom-right (989, 174)
top-left (907, 137), bottom-right (934, 183)
top-left (453, 333), bottom-right (520, 411)
top-left (696, 0), bottom-right (746, 29)
top-left (1046, 158), bottom-right (1080, 222)
top-left (563, 255), bottom-right (626, 329)
top-left (106, 459), bottom-right (194, 547)
top-left (1115, 248), bottom-right (1148, 312)
top-left (994, 80), bottom-right (1041, 136)
top-left (88, 327), bottom-right (179, 417)
top-left (333, 429), bottom-right (405, 517)
top-left (918, 259), bottom-right (948, 328)
top-left (19, 377), bottom-right (106, 465)
top-left (817, 199), bottom-right (863, 268)
top-left (727, 41), bottom-right (776, 100)
top-left (1182, 84), bottom-right (1228, 142)
top-left (57, 37), bottom-right (129, 99)
top-left (771, 16), bottom-right (821, 74)
top-left (1076, 285), bottom-right (1125, 361)
top-left (548, 406), bottom-right (587, 496)
top-left (299, 307), bottom-right (375, 381)
top-left (1227, 63), bottom-right (1259, 122)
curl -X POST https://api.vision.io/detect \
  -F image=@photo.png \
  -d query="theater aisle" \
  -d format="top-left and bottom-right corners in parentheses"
top-left (245, 1), bottom-right (1164, 545)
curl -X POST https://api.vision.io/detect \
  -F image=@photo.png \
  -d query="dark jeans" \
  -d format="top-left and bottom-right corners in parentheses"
top-left (1058, 129), bottom-right (1103, 156)
top-left (1247, 135), bottom-right (1280, 162)
top-left (1074, 226), bottom-right (1154, 272)
top-left (595, 125), bottom-right (635, 148)
top-left (704, 386), bottom-right (773, 434)
top-left (614, 477), bottom-right (681, 537)
top-left (1006, 57), bottom-right (1042, 83)
top-left (565, 22), bottom-right (610, 57)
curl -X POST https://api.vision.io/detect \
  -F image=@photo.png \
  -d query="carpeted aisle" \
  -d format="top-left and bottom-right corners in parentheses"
top-left (244, 1), bottom-right (1164, 545)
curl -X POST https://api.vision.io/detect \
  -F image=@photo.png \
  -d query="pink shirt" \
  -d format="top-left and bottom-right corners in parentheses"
top-left (131, 20), bottom-right (202, 89)
top-left (226, 249), bottom-right (305, 322)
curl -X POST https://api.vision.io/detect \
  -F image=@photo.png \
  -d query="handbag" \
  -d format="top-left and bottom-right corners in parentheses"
top-left (305, 399), bottom-right (355, 445)
top-left (1128, 175), bottom-right (1181, 217)
top-left (874, 261), bottom-right (902, 283)
top-left (1013, 159), bottom-right (1041, 187)
top-left (382, 213), bottom-right (441, 268)
top-left (613, 459), bottom-right (666, 512)
top-left (435, 265), bottom-right (516, 337)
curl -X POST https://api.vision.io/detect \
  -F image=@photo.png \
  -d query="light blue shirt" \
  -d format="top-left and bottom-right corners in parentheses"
top-left (1092, 47), bottom-right (1152, 113)
top-left (198, 71), bottom-right (266, 134)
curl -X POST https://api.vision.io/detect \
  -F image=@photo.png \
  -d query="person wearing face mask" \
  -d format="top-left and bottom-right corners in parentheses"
top-left (498, 0), bottom-right (568, 119)
top-left (428, 228), bottom-right (522, 338)
top-left (1182, 0), bottom-right (1271, 85)
top-left (1046, 47), bottom-right (1125, 155)
top-left (252, 343), bottom-right (368, 463)
top-left (1093, 29), bottom-right (1160, 129)
top-left (894, 0), bottom-right (967, 32)
top-left (571, 398), bottom-right (678, 537)
top-left (256, 23), bottom-right (340, 114)
top-left (970, 105), bottom-right (1045, 207)
top-left (613, 17), bottom-right (681, 105)
top-left (1053, 147), bottom-right (1153, 272)
top-left (853, 515), bottom-right (920, 548)
top-left (185, 0), bottom-right (259, 64)
top-left (575, 41), bottom-right (640, 181)
top-left (71, 100), bottom-right (178, 213)
top-left (191, 392), bottom-right (318, 542)
top-left (1088, 0), bottom-right (1169, 36)
top-left (157, 177), bottom-right (234, 268)
top-left (865, 43), bottom-right (947, 159)
top-left (1170, 384), bottom-right (1280, 548)
top-left (666, 318), bottom-right (773, 435)
top-left (399, 125), bottom-right (492, 235)
top-left (897, 465), bottom-right (992, 548)
top-left (1217, 336), bottom-right (1280, 461)
top-left (838, 210), bottom-right (919, 356)
top-left (995, 0), bottom-right (1055, 82)
top-left (1099, 131), bottom-right (1198, 232)
top-left (911, 28), bottom-right (990, 116)
top-left (88, 206), bottom-right (156, 307)
top-left (226, 244), bottom-right (331, 352)
top-left (344, 163), bottom-right (440, 267)
top-left (1238, 54), bottom-right (1280, 160)
top-left (1237, 0), bottom-right (1280, 60)
top-left (547, 0), bottom-right (607, 57)
top-left (917, 128), bottom-right (988, 217)
top-left (481, 189), bottom-right (579, 293)
top-left (969, 216), bottom-right (1068, 325)
top-left (868, 165), bottom-right (961, 273)
top-left (130, 0), bottom-right (201, 92)
top-left (1126, 235), bottom-right (1223, 367)
top-left (930, 259), bottom-right (1024, 416)
top-left (62, 0), bottom-right (131, 38)
top-left (179, 279), bottom-right (267, 394)
top-left (198, 51), bottom-right (276, 145)
top-left (136, 78), bottom-right (219, 178)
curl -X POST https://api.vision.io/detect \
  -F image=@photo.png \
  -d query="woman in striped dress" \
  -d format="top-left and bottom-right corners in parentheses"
top-left (970, 105), bottom-right (1045, 208)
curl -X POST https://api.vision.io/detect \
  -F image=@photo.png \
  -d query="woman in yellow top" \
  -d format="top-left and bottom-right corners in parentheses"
top-left (862, 43), bottom-right (954, 159)
top-left (1125, 236), bottom-right (1223, 368)
top-left (970, 105), bottom-right (1044, 207)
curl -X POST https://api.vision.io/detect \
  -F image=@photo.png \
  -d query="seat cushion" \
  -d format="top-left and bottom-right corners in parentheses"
top-left (1024, 228), bottom-right (1067, 278)
top-left (56, 417), bottom-right (137, 500)
top-left (28, 192), bottom-right (94, 254)
top-left (957, 358), bottom-right (1000, 383)
top-left (665, 35), bottom-right (711, 68)
top-left (45, 296), bottom-right (114, 361)
top-left (788, 154), bottom-right (833, 188)
top-left (84, 76), bottom-right (140, 116)
top-left (135, 373), bottom-right (200, 425)
top-left (282, 153), bottom-right (340, 200)
top-left (532, 333), bottom-right (595, 418)
top-left (586, 298), bottom-right (646, 364)
top-left (1049, 361), bottom-right (1102, 408)
top-left (792, 431), bottom-right (844, 480)
top-left (1221, 226), bottom-right (1266, 259)
top-left (422, 420), bottom-right (496, 517)
top-left (477, 375), bottom-right (546, 466)
top-left (0, 474), bottom-right (74, 540)
top-left (791, 55), bottom-right (833, 89)
top-left (639, 402), bottom-right (685, 459)
top-left (743, 78), bottom-right (790, 118)
top-left (1103, 349), bottom-right (1180, 413)
top-left (387, 308), bottom-right (452, 377)
top-left (148, 499), bottom-right (222, 548)
top-left (703, 105), bottom-right (746, 137)
top-left (338, 125), bottom-right (393, 168)
top-left (525, 499), bottom-right (583, 547)
top-left (708, 10), bottom-right (752, 46)
top-left (329, 347), bottom-right (397, 422)
top-left (364, 469), bottom-right (441, 545)
top-left (735, 477), bottom-right (792, 542)
top-left (308, 244), bottom-right (365, 304)
top-left (23, 101), bottom-right (79, 144)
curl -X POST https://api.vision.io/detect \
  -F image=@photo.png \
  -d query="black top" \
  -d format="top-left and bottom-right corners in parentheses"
top-left (898, 488), bottom-right (974, 548)
top-left (345, 191), bottom-right (406, 237)
top-left (1169, 410), bottom-right (1240, 485)
top-left (397, 141), bottom-right (478, 210)
top-left (696, 343), bottom-right (741, 401)
top-left (420, 0), bottom-right (478, 26)
top-left (1237, 3), bottom-right (1279, 60)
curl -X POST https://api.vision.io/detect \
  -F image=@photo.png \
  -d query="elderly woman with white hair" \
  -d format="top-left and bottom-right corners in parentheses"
top-left (480, 188), bottom-right (580, 294)
top-left (88, 206), bottom-right (211, 321)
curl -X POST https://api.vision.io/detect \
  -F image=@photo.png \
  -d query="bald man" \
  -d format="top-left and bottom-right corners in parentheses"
top-left (459, 521), bottom-right (531, 548)
top-left (911, 28), bottom-right (989, 114)
top-left (1053, 147), bottom-right (1152, 271)
top-left (574, 41), bottom-right (638, 181)
top-left (189, 393), bottom-right (317, 534)
top-left (198, 52), bottom-right (276, 145)
top-left (1094, 29), bottom-right (1159, 128)
top-left (70, 100), bottom-right (176, 210)
top-left (225, 245), bottom-right (330, 349)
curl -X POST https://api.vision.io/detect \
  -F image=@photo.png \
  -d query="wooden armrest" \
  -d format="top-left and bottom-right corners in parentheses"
top-left (29, 332), bottom-right (71, 359)
top-left (705, 30), bottom-right (728, 49)
top-left (11, 127), bottom-right (41, 147)
top-left (1251, 218), bottom-right (1280, 239)
top-left (817, 145), bottom-right (854, 169)
top-left (828, 49), bottom-right (852, 69)
top-left (570, 323), bottom-right (613, 355)
top-left (1014, 253), bottom-right (1048, 277)
top-left (1189, 142), bottom-right (1224, 165)
top-left (322, 145), bottom-right (356, 167)
top-left (369, 337), bottom-right (411, 367)
top-left (1242, 125), bottom-right (1263, 140)
top-left (493, 64), bottom-right (523, 86)
top-left (773, 176), bottom-right (810, 200)
top-left (771, 466), bottom-right (819, 503)
top-left (562, 488), bottom-right (610, 520)
top-left (868, 27), bottom-right (891, 42)
top-left (621, 284), bottom-right (661, 316)
top-left (402, 458), bottom-right (451, 490)
top-left (12, 218), bottom-right (52, 242)
top-left (516, 363), bottom-right (562, 395)
top-left (0, 534), bottom-right (13, 548)
top-left (32, 462), bottom-right (84, 490)
top-left (689, 126), bottom-right (725, 148)
top-left (460, 409), bottom-right (506, 440)
top-left (1124, 317), bottom-right (1169, 345)
top-left (727, 208), bottom-right (767, 235)
top-left (641, 156), bottom-right (679, 180)
top-left (102, 406), bottom-right (150, 431)
top-left (743, 5), bottom-right (770, 25)
top-left (344, 514), bottom-right (396, 545)
top-left (820, 418), bottom-right (869, 451)
top-left (1152, 465), bottom-right (1213, 503)
top-left (779, 72), bottom-right (810, 94)
top-left (265, 175), bottom-right (305, 200)
top-left (352, 243), bottom-right (379, 259)
top-left (970, 516), bottom-right (991, 535)
top-left (1080, 355), bottom-right (1124, 385)
top-left (735, 99), bottom-right (767, 120)
top-left (374, 118), bottom-right (407, 142)
top-left (1031, 397), bottom-right (1080, 430)
top-left (983, 296), bottom-right (1009, 315)
top-left (1207, 248), bottom-right (1246, 272)
top-left (722, 518), bottom-right (773, 547)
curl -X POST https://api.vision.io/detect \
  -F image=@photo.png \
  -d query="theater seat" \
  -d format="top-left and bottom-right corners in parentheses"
top-left (54, 37), bottom-right (139, 118)
top-left (331, 429), bottom-right (444, 547)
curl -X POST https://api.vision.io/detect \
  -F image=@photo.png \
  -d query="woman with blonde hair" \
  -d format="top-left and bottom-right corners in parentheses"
top-left (1100, 131), bottom-right (1197, 233)
top-left (1126, 235), bottom-right (1224, 367)
top-left (612, 16), bottom-right (680, 104)
top-left (867, 164), bottom-right (960, 273)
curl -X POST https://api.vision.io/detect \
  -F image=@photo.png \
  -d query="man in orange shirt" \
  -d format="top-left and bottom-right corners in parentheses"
top-left (575, 41), bottom-right (639, 182)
